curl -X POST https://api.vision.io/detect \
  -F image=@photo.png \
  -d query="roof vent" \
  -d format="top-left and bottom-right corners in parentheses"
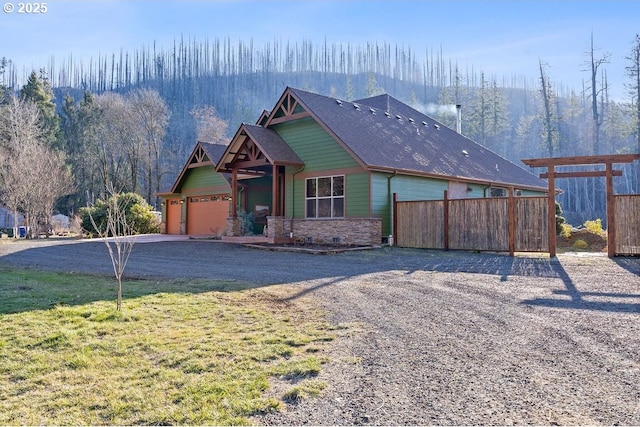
top-left (353, 103), bottom-right (360, 109)
top-left (369, 107), bottom-right (375, 114)
top-left (384, 111), bottom-right (391, 117)
top-left (422, 121), bottom-right (428, 126)
top-left (462, 149), bottom-right (469, 157)
top-left (336, 99), bottom-right (343, 106)
top-left (408, 118), bottom-right (415, 123)
top-left (396, 115), bottom-right (402, 120)
top-left (434, 124), bottom-right (440, 130)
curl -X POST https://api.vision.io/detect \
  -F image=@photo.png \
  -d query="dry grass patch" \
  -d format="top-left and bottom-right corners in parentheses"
top-left (0, 269), bottom-right (339, 425)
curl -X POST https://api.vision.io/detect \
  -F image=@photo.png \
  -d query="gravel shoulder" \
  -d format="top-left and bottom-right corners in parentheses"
top-left (1, 237), bottom-right (639, 425)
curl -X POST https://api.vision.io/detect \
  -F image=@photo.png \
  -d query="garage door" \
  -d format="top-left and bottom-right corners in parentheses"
top-left (186, 195), bottom-right (230, 235)
top-left (166, 199), bottom-right (182, 234)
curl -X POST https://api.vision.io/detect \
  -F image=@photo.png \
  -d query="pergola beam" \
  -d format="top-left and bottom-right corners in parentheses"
top-left (522, 154), bottom-right (640, 167)
top-left (539, 170), bottom-right (622, 179)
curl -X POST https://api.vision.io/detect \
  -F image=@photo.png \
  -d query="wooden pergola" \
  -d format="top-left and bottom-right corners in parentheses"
top-left (522, 154), bottom-right (640, 257)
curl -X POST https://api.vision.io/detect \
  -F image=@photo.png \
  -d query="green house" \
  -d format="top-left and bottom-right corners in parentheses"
top-left (216, 87), bottom-right (547, 245)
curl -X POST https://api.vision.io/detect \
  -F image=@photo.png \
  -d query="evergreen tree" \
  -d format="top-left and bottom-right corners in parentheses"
top-left (364, 73), bottom-right (384, 98)
top-left (467, 72), bottom-right (490, 147)
top-left (487, 78), bottom-right (510, 157)
top-left (59, 91), bottom-right (104, 212)
top-left (20, 70), bottom-right (60, 147)
top-left (345, 75), bottom-right (355, 101)
top-left (0, 57), bottom-right (10, 103)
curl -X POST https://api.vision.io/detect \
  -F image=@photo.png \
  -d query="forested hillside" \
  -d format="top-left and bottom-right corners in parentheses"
top-left (2, 37), bottom-right (640, 226)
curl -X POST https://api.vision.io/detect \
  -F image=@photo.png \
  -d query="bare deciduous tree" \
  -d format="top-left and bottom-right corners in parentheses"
top-left (94, 92), bottom-right (132, 193)
top-left (93, 89), bottom-right (169, 206)
top-left (0, 96), bottom-right (74, 237)
top-left (88, 184), bottom-right (136, 311)
top-left (129, 88), bottom-right (169, 206)
top-left (190, 105), bottom-right (229, 144)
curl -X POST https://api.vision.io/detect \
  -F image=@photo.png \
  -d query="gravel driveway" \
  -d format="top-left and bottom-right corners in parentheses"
top-left (1, 237), bottom-right (639, 425)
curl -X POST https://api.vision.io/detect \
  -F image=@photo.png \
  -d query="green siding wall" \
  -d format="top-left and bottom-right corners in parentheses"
top-left (276, 117), bottom-right (367, 219)
top-left (467, 183), bottom-right (488, 198)
top-left (371, 174), bottom-right (392, 236)
top-left (272, 117), bottom-right (361, 172)
top-left (285, 168), bottom-right (296, 217)
top-left (346, 173), bottom-right (370, 217)
top-left (286, 172), bottom-right (370, 218)
top-left (372, 173), bottom-right (450, 236)
top-left (181, 166), bottom-right (229, 192)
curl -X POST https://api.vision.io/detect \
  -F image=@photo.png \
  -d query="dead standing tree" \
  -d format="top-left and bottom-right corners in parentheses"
top-left (89, 185), bottom-right (136, 311)
top-left (584, 33), bottom-right (611, 155)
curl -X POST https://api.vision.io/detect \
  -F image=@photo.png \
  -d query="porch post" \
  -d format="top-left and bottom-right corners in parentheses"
top-left (272, 164), bottom-right (279, 216)
top-left (232, 166), bottom-right (238, 218)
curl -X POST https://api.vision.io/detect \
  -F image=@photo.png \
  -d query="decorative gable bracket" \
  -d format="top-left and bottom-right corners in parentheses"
top-left (268, 91), bottom-right (310, 125)
top-left (187, 144), bottom-right (212, 168)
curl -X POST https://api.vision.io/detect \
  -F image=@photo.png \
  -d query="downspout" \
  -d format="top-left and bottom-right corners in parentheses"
top-left (483, 183), bottom-right (493, 198)
top-left (290, 165), bottom-right (306, 238)
top-left (387, 171), bottom-right (397, 245)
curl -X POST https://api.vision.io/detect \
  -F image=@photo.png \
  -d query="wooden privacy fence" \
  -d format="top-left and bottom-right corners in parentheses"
top-left (614, 194), bottom-right (640, 255)
top-left (394, 192), bottom-right (548, 255)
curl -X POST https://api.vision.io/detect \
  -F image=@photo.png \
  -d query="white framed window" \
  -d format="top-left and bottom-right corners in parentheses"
top-left (305, 175), bottom-right (344, 218)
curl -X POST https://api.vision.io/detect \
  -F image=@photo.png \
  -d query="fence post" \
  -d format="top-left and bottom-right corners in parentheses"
top-left (606, 163), bottom-right (615, 257)
top-left (508, 187), bottom-right (515, 256)
top-left (443, 190), bottom-right (449, 251)
top-left (547, 165), bottom-right (556, 258)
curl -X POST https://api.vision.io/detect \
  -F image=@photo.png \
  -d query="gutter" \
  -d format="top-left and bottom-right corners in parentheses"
top-left (387, 171), bottom-right (397, 244)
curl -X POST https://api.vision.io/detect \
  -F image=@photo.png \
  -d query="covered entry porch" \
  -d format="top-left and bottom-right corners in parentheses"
top-left (216, 124), bottom-right (304, 240)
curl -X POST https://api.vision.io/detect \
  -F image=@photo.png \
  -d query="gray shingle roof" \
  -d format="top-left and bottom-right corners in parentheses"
top-left (199, 141), bottom-right (228, 164)
top-left (241, 125), bottom-right (304, 166)
top-left (287, 88), bottom-right (547, 190)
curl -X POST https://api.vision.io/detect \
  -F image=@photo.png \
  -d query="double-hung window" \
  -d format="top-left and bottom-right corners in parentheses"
top-left (305, 176), bottom-right (344, 218)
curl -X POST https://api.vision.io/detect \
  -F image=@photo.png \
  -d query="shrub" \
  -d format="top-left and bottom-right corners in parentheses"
top-left (80, 192), bottom-right (160, 236)
top-left (584, 218), bottom-right (605, 237)
top-left (573, 239), bottom-right (589, 250)
top-left (560, 223), bottom-right (572, 239)
top-left (237, 208), bottom-right (254, 236)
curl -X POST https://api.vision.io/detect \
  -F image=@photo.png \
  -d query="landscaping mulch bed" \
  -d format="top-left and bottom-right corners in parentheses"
top-left (557, 228), bottom-right (608, 252)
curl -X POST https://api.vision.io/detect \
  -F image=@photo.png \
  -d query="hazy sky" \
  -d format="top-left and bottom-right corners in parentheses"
top-left (1, 0), bottom-right (638, 100)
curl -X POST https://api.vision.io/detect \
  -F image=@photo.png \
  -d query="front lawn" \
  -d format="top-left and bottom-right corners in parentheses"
top-left (0, 269), bottom-right (336, 425)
